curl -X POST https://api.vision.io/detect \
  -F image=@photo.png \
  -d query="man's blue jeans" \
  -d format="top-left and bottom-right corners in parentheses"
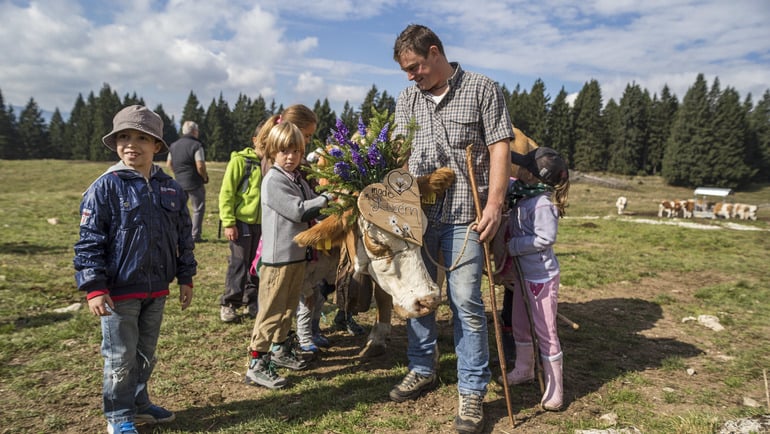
top-left (101, 297), bottom-right (165, 423)
top-left (407, 222), bottom-right (490, 396)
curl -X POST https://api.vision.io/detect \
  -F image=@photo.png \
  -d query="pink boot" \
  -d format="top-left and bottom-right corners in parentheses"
top-left (504, 342), bottom-right (535, 385)
top-left (541, 353), bottom-right (563, 411)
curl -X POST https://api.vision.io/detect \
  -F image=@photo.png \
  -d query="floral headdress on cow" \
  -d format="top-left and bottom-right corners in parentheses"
top-left (305, 108), bottom-right (416, 225)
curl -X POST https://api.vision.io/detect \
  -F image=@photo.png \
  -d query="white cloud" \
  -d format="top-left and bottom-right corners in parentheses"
top-left (294, 72), bottom-right (325, 94)
top-left (0, 0), bottom-right (767, 122)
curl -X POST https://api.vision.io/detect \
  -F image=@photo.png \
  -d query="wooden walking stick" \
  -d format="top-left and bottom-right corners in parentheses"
top-left (465, 145), bottom-right (515, 427)
top-left (558, 312), bottom-right (580, 330)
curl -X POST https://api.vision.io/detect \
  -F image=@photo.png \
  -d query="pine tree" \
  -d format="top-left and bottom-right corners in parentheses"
top-left (359, 85), bottom-right (379, 125)
top-left (313, 98), bottom-right (336, 145)
top-left (17, 98), bottom-right (49, 159)
top-left (572, 80), bottom-right (607, 171)
top-left (0, 89), bottom-right (16, 159)
top-left (603, 98), bottom-right (622, 171)
top-left (525, 79), bottom-right (549, 144)
top-left (376, 90), bottom-right (396, 115)
top-left (608, 83), bottom-right (649, 175)
top-left (181, 91), bottom-right (205, 134)
top-left (647, 86), bottom-right (679, 175)
top-left (747, 90), bottom-right (770, 182)
top-left (48, 109), bottom-right (67, 159)
top-left (90, 84), bottom-right (122, 161)
top-left (507, 84), bottom-right (528, 134)
top-left (153, 104), bottom-right (178, 160)
top-left (663, 74), bottom-right (712, 186)
top-left (122, 92), bottom-right (144, 107)
top-left (545, 87), bottom-right (573, 165)
top-left (339, 101), bottom-right (357, 132)
top-left (67, 95), bottom-right (92, 160)
top-left (231, 93), bottom-right (255, 151)
top-left (203, 94), bottom-right (235, 162)
top-left (251, 95), bottom-right (270, 127)
top-left (709, 86), bottom-right (755, 187)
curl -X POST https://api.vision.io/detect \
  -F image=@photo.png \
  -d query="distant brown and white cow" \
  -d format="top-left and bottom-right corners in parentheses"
top-left (681, 199), bottom-right (695, 219)
top-left (732, 203), bottom-right (758, 220)
top-left (658, 200), bottom-right (681, 218)
top-left (713, 202), bottom-right (734, 219)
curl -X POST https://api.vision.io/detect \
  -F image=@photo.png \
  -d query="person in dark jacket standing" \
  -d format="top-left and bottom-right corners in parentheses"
top-left (74, 105), bottom-right (197, 434)
top-left (167, 121), bottom-right (209, 242)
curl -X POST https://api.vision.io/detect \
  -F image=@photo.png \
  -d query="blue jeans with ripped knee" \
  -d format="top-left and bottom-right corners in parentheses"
top-left (407, 222), bottom-right (490, 396)
top-left (100, 297), bottom-right (165, 424)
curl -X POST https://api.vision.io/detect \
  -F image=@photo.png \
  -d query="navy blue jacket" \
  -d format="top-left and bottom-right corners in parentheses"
top-left (74, 162), bottom-right (197, 300)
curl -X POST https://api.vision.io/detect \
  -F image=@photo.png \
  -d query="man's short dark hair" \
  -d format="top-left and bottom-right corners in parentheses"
top-left (393, 24), bottom-right (445, 62)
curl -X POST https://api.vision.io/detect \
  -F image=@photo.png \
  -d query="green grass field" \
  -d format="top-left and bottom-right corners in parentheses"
top-left (1, 159), bottom-right (769, 433)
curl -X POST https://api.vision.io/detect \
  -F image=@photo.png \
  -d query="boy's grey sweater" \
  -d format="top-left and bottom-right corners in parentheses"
top-left (507, 193), bottom-right (560, 281)
top-left (260, 165), bottom-right (328, 265)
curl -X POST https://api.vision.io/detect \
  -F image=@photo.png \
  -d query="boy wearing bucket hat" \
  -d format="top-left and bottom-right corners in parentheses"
top-left (502, 146), bottom-right (569, 411)
top-left (74, 105), bottom-right (197, 434)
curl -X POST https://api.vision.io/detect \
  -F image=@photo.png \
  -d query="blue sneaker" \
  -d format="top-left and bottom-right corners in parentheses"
top-left (135, 404), bottom-right (175, 424)
top-left (312, 333), bottom-right (330, 348)
top-left (107, 421), bottom-right (139, 434)
top-left (300, 343), bottom-right (319, 353)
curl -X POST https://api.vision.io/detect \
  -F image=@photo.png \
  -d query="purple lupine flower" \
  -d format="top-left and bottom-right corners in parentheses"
top-left (367, 144), bottom-right (384, 168)
top-left (357, 116), bottom-right (367, 139)
top-left (334, 161), bottom-right (351, 181)
top-left (350, 149), bottom-right (367, 176)
top-left (329, 147), bottom-right (343, 158)
top-left (376, 123), bottom-right (389, 145)
top-left (333, 119), bottom-right (350, 146)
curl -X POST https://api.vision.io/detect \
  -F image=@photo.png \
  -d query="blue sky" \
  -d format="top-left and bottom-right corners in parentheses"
top-left (1, 0), bottom-right (768, 126)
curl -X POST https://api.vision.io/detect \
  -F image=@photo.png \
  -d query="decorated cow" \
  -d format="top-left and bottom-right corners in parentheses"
top-left (294, 109), bottom-right (455, 356)
top-left (295, 167), bottom-right (454, 355)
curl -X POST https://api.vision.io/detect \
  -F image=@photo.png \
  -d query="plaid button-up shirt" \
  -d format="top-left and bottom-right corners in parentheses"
top-left (394, 63), bottom-right (514, 224)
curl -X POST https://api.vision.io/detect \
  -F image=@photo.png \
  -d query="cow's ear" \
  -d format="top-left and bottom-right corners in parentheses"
top-left (294, 213), bottom-right (347, 247)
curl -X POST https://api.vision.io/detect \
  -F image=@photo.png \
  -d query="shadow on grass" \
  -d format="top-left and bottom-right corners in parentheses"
top-left (0, 312), bottom-right (76, 334)
top-left (0, 241), bottom-right (69, 255)
top-left (486, 296), bottom-right (703, 422)
top-left (139, 297), bottom-right (701, 433)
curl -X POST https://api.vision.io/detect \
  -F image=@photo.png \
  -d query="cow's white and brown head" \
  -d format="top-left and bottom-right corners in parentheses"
top-left (294, 167), bottom-right (454, 318)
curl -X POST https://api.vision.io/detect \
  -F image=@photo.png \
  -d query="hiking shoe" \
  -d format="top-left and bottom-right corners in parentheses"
top-left (220, 305), bottom-right (238, 323)
top-left (247, 303), bottom-right (258, 319)
top-left (271, 342), bottom-right (308, 370)
top-left (296, 343), bottom-right (319, 362)
top-left (135, 404), bottom-right (175, 424)
top-left (107, 421), bottom-right (139, 434)
top-left (454, 393), bottom-right (485, 433)
top-left (389, 370), bottom-right (438, 402)
top-left (334, 311), bottom-right (366, 336)
top-left (244, 354), bottom-right (287, 389)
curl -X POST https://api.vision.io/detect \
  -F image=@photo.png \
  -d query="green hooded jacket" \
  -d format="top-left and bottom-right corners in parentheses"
top-left (218, 147), bottom-right (262, 227)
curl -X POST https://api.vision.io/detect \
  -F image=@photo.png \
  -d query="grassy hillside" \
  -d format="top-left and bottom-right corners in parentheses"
top-left (0, 159), bottom-right (768, 433)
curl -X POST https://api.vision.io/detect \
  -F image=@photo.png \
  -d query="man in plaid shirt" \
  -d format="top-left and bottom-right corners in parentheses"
top-left (390, 24), bottom-right (513, 434)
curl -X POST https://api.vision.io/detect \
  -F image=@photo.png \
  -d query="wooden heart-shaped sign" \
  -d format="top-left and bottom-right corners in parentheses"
top-left (358, 168), bottom-right (423, 245)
